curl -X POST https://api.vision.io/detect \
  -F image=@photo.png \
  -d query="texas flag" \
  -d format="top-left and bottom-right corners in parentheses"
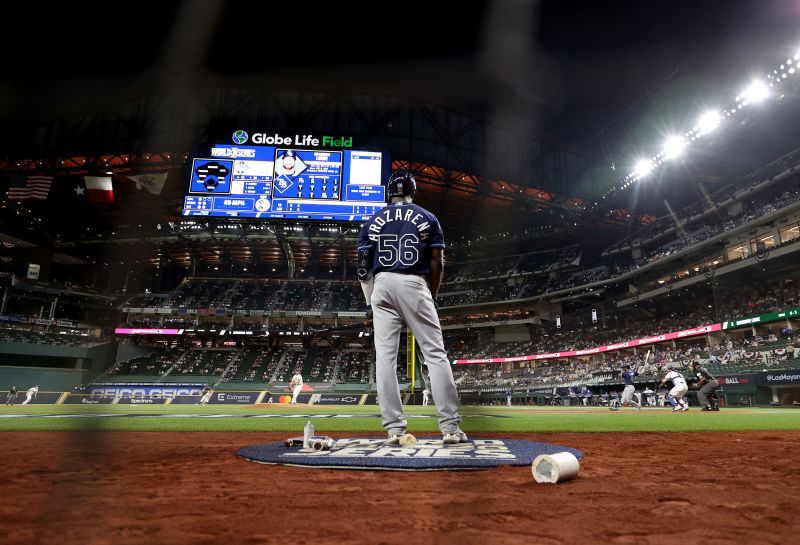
top-left (83, 176), bottom-right (114, 204)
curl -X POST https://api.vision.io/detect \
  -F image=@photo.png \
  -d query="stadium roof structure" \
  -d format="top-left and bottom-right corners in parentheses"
top-left (1, 0), bottom-right (799, 259)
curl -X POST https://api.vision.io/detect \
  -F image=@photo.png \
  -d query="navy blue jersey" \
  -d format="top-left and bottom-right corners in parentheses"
top-left (622, 370), bottom-right (638, 386)
top-left (357, 202), bottom-right (445, 276)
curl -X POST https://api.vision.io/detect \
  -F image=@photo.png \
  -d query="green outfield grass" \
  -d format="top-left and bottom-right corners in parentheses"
top-left (1, 404), bottom-right (800, 433)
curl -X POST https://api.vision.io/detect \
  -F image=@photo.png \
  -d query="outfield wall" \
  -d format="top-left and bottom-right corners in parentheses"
top-left (5, 368), bottom-right (798, 407)
top-left (0, 366), bottom-right (88, 391)
top-left (0, 341), bottom-right (118, 389)
top-left (3, 389), bottom-right (378, 406)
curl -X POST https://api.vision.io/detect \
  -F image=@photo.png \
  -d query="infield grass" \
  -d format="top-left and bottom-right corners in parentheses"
top-left (1, 404), bottom-right (799, 433)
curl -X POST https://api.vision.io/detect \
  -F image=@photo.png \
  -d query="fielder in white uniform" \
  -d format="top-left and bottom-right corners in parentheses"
top-left (661, 364), bottom-right (689, 412)
top-left (290, 372), bottom-right (303, 405)
top-left (199, 388), bottom-right (213, 405)
top-left (357, 170), bottom-right (466, 445)
top-left (22, 385), bottom-right (39, 405)
top-left (422, 387), bottom-right (431, 406)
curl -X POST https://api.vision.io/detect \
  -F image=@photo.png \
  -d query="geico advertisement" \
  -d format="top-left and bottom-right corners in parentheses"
top-left (89, 386), bottom-right (204, 398)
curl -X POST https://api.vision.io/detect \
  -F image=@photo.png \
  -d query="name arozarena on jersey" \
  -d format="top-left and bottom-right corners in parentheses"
top-left (366, 205), bottom-right (432, 241)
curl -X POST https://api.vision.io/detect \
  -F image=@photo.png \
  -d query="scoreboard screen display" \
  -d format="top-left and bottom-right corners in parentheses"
top-left (182, 143), bottom-right (387, 222)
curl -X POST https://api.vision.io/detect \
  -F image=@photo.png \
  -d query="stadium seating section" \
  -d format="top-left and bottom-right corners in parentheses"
top-left (106, 348), bottom-right (185, 376)
top-left (0, 328), bottom-right (101, 347)
top-left (124, 279), bottom-right (368, 313)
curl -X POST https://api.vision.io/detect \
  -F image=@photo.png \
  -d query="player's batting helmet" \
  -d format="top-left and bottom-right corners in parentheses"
top-left (386, 170), bottom-right (416, 201)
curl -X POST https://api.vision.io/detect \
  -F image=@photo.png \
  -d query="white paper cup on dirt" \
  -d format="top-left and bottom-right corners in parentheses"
top-left (531, 452), bottom-right (580, 483)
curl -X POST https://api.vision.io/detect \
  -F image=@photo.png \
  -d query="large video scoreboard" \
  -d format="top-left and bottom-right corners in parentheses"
top-left (182, 134), bottom-right (388, 222)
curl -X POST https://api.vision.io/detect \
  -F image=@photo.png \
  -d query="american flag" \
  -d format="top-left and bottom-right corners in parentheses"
top-left (7, 175), bottom-right (53, 200)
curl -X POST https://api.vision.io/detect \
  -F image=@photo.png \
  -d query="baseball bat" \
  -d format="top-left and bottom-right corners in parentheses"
top-left (311, 437), bottom-right (337, 451)
top-left (285, 435), bottom-right (336, 449)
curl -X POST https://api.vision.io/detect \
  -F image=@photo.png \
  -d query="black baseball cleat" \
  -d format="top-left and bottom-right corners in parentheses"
top-left (701, 406), bottom-right (712, 411)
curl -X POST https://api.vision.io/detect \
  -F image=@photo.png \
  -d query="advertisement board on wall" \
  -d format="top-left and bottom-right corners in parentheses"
top-left (756, 371), bottom-right (800, 386)
top-left (208, 391), bottom-right (262, 404)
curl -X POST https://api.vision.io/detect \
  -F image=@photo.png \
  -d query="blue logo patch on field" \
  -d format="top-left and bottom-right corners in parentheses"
top-left (236, 438), bottom-right (583, 471)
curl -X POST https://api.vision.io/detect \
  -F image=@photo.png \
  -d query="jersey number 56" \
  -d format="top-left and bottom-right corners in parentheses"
top-left (378, 234), bottom-right (420, 267)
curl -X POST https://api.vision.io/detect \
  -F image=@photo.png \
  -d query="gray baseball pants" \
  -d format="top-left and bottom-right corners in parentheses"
top-left (371, 272), bottom-right (462, 435)
top-left (697, 380), bottom-right (720, 407)
top-left (621, 385), bottom-right (640, 408)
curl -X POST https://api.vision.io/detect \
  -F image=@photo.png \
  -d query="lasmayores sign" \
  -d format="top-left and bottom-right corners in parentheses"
top-left (757, 372), bottom-right (800, 386)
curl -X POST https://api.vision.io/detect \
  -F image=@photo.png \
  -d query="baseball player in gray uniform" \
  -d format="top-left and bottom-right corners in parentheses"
top-left (619, 364), bottom-right (641, 410)
top-left (357, 169), bottom-right (466, 445)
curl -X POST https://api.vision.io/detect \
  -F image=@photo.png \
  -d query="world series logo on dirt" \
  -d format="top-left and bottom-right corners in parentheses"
top-left (286, 439), bottom-right (516, 459)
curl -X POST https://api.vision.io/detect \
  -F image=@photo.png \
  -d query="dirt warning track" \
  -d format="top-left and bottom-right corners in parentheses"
top-left (1, 431), bottom-right (797, 545)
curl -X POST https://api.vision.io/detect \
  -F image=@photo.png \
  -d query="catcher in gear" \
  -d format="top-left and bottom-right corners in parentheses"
top-left (661, 364), bottom-right (689, 411)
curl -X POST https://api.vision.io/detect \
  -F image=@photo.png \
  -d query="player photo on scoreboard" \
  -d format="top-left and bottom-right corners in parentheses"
top-left (273, 149), bottom-right (342, 201)
top-left (273, 149), bottom-right (308, 179)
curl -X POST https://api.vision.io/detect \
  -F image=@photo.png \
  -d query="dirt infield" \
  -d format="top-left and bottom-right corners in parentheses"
top-left (2, 431), bottom-right (798, 545)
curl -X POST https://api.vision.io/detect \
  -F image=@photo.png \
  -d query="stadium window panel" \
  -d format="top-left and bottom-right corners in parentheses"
top-left (750, 234), bottom-right (776, 254)
top-left (779, 223), bottom-right (800, 244)
top-left (726, 243), bottom-right (750, 262)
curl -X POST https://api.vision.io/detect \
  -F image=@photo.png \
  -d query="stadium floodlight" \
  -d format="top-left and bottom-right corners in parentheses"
top-left (697, 110), bottom-right (721, 135)
top-left (609, 46), bottom-right (796, 196)
top-left (743, 80), bottom-right (769, 102)
top-left (634, 159), bottom-right (653, 178)
top-left (662, 136), bottom-right (686, 159)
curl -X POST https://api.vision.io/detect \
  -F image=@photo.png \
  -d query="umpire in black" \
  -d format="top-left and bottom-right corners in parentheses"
top-left (692, 361), bottom-right (719, 411)
top-left (6, 385), bottom-right (18, 405)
